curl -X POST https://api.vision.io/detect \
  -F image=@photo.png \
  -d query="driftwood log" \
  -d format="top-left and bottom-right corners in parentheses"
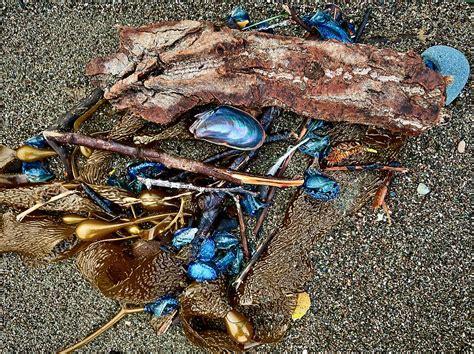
top-left (87, 20), bottom-right (446, 135)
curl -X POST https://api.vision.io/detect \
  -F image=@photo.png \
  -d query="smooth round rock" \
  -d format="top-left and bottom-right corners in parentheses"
top-left (422, 45), bottom-right (470, 105)
top-left (457, 140), bottom-right (466, 154)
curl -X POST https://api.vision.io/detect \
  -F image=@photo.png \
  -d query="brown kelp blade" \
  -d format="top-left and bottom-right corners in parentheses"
top-left (0, 183), bottom-right (102, 214)
top-left (76, 240), bottom-right (186, 304)
top-left (0, 145), bottom-right (17, 170)
top-left (179, 280), bottom-right (243, 352)
top-left (0, 213), bottom-right (75, 260)
top-left (239, 125), bottom-right (400, 306)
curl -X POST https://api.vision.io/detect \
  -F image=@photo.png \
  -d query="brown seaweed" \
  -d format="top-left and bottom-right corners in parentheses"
top-left (78, 114), bottom-right (146, 184)
top-left (179, 280), bottom-right (243, 352)
top-left (0, 212), bottom-right (75, 260)
top-left (76, 240), bottom-right (186, 304)
top-left (0, 183), bottom-right (101, 214)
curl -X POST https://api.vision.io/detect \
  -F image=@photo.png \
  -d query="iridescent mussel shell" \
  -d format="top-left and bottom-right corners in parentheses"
top-left (190, 106), bottom-right (265, 151)
top-left (197, 238), bottom-right (216, 262)
top-left (172, 227), bottom-right (198, 250)
top-left (302, 10), bottom-right (353, 43)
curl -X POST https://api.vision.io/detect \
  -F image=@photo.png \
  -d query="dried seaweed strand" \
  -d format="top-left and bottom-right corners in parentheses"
top-left (59, 306), bottom-right (144, 353)
top-left (16, 190), bottom-right (77, 222)
top-left (233, 195), bottom-right (250, 260)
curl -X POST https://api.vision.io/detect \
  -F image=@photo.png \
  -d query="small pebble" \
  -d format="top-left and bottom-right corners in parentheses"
top-left (457, 140), bottom-right (466, 153)
top-left (417, 183), bottom-right (430, 195)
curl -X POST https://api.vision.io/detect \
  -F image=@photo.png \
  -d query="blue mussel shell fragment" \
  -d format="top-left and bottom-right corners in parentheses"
top-left (227, 6), bottom-right (250, 29)
top-left (240, 193), bottom-right (266, 217)
top-left (187, 261), bottom-right (218, 282)
top-left (422, 45), bottom-right (470, 105)
top-left (22, 161), bottom-right (54, 183)
top-left (127, 161), bottom-right (166, 180)
top-left (24, 135), bottom-right (49, 149)
top-left (215, 249), bottom-right (236, 272)
top-left (213, 231), bottom-right (239, 250)
top-left (172, 227), bottom-right (198, 250)
top-left (303, 169), bottom-right (340, 201)
top-left (197, 238), bottom-right (216, 262)
top-left (303, 10), bottom-right (353, 43)
top-left (190, 106), bottom-right (265, 151)
top-left (144, 295), bottom-right (178, 317)
top-left (299, 135), bottom-right (331, 158)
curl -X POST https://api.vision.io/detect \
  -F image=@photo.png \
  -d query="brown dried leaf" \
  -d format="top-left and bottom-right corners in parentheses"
top-left (0, 212), bottom-right (75, 260)
top-left (76, 240), bottom-right (186, 304)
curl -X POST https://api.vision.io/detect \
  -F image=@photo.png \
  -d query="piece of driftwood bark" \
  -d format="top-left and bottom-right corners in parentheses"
top-left (87, 20), bottom-right (446, 135)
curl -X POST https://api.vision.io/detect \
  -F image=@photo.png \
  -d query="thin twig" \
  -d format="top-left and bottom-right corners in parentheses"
top-left (232, 195), bottom-right (250, 260)
top-left (44, 131), bottom-right (304, 188)
top-left (282, 4), bottom-right (318, 35)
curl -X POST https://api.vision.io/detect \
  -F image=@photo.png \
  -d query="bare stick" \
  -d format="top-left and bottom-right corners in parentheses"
top-left (43, 131), bottom-right (304, 188)
top-left (138, 177), bottom-right (257, 196)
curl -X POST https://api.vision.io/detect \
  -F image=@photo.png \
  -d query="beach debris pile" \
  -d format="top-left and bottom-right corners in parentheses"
top-left (0, 4), bottom-right (469, 352)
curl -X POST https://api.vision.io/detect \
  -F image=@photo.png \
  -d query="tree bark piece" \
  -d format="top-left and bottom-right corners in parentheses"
top-left (86, 20), bottom-right (445, 135)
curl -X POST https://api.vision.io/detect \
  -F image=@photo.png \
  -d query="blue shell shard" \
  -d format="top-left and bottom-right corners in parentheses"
top-left (22, 161), bottom-right (54, 183)
top-left (127, 162), bottom-right (166, 180)
top-left (229, 247), bottom-right (244, 275)
top-left (421, 45), bottom-right (470, 105)
top-left (190, 106), bottom-right (265, 151)
top-left (303, 169), bottom-right (340, 201)
top-left (215, 249), bottom-right (236, 273)
top-left (213, 231), bottom-right (239, 250)
top-left (24, 135), bottom-right (49, 148)
top-left (240, 194), bottom-right (266, 217)
top-left (144, 295), bottom-right (178, 317)
top-left (299, 135), bottom-right (331, 158)
top-left (307, 119), bottom-right (330, 133)
top-left (227, 6), bottom-right (250, 29)
top-left (303, 11), bottom-right (353, 43)
top-left (172, 227), bottom-right (198, 250)
top-left (198, 238), bottom-right (216, 262)
top-left (187, 261), bottom-right (218, 282)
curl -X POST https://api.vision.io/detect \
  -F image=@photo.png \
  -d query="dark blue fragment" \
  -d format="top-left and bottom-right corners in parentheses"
top-left (22, 161), bottom-right (54, 183)
top-left (144, 295), bottom-right (178, 317)
top-left (303, 169), bottom-right (340, 201)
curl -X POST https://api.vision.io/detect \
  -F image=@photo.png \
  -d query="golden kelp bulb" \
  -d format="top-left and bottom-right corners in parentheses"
top-left (224, 310), bottom-right (254, 344)
top-left (79, 146), bottom-right (94, 158)
top-left (75, 214), bottom-right (165, 242)
top-left (139, 190), bottom-right (172, 211)
top-left (125, 225), bottom-right (142, 235)
top-left (15, 145), bottom-right (57, 162)
top-left (62, 214), bottom-right (89, 225)
top-left (291, 292), bottom-right (311, 321)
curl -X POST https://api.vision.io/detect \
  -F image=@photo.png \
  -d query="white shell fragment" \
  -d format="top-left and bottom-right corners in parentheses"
top-left (457, 140), bottom-right (466, 154)
top-left (417, 183), bottom-right (430, 196)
